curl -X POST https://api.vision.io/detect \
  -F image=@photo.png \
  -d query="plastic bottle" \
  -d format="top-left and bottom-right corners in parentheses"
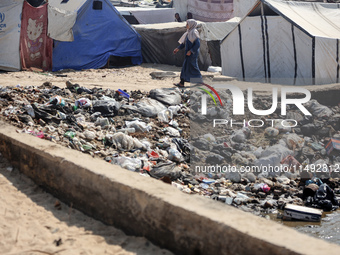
top-left (117, 89), bottom-right (130, 99)
top-left (24, 104), bottom-right (35, 118)
top-left (64, 131), bottom-right (76, 139)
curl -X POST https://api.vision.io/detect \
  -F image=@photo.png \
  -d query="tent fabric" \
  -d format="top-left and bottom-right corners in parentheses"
top-left (134, 20), bottom-right (238, 70)
top-left (116, 7), bottom-right (176, 24)
top-left (48, 0), bottom-right (86, 11)
top-left (20, 1), bottom-right (53, 71)
top-left (199, 20), bottom-right (240, 41)
top-left (173, 0), bottom-right (188, 22)
top-left (233, 0), bottom-right (258, 18)
top-left (47, 5), bottom-right (77, 42)
top-left (188, 0), bottom-right (233, 22)
top-left (0, 0), bottom-right (24, 71)
top-left (264, 0), bottom-right (340, 39)
top-left (52, 0), bottom-right (142, 71)
top-left (221, 0), bottom-right (340, 85)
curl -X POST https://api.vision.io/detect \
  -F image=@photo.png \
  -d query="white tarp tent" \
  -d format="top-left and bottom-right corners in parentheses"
top-left (233, 0), bottom-right (257, 18)
top-left (173, 0), bottom-right (256, 22)
top-left (0, 0), bottom-right (24, 71)
top-left (173, 0), bottom-right (188, 22)
top-left (188, 0), bottom-right (233, 22)
top-left (116, 7), bottom-right (176, 24)
top-left (221, 0), bottom-right (340, 85)
top-left (47, 0), bottom-right (79, 42)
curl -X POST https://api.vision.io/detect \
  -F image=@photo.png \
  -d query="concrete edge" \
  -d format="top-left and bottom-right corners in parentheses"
top-left (0, 121), bottom-right (339, 255)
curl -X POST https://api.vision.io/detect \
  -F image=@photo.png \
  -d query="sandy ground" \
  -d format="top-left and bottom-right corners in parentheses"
top-left (0, 64), bottom-right (184, 91)
top-left (1, 63), bottom-right (340, 93)
top-left (0, 153), bottom-right (173, 255)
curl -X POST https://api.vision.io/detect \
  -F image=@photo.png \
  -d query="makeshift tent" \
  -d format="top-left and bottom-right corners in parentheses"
top-left (221, 0), bottom-right (340, 85)
top-left (188, 0), bottom-right (233, 22)
top-left (233, 0), bottom-right (257, 18)
top-left (134, 20), bottom-right (238, 70)
top-left (173, 0), bottom-right (188, 22)
top-left (116, 6), bottom-right (176, 24)
top-left (50, 0), bottom-right (142, 71)
top-left (20, 0), bottom-right (53, 71)
top-left (0, 0), bottom-right (24, 71)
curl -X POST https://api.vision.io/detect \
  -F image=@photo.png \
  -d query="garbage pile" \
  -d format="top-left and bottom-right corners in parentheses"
top-left (0, 82), bottom-right (340, 217)
top-left (188, 88), bottom-right (340, 215)
top-left (0, 82), bottom-right (190, 178)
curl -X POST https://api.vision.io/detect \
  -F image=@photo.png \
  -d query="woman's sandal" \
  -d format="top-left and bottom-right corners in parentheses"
top-left (173, 83), bottom-right (185, 88)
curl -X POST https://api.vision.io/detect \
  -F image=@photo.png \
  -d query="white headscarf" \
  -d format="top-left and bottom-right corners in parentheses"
top-left (178, 19), bottom-right (200, 44)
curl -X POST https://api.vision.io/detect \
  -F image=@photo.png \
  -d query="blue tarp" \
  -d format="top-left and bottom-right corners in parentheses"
top-left (52, 0), bottom-right (142, 71)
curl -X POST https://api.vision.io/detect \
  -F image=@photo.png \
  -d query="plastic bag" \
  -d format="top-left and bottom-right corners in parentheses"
top-left (231, 128), bottom-right (251, 143)
top-left (111, 156), bottom-right (142, 171)
top-left (149, 88), bottom-right (181, 105)
top-left (305, 99), bottom-right (333, 118)
top-left (168, 105), bottom-right (181, 115)
top-left (92, 99), bottom-right (121, 117)
top-left (24, 104), bottom-right (35, 118)
top-left (165, 127), bottom-right (180, 137)
top-left (254, 183), bottom-right (271, 192)
top-left (126, 120), bottom-right (152, 132)
top-left (135, 98), bottom-right (167, 117)
top-left (46, 96), bottom-right (65, 107)
top-left (286, 133), bottom-right (304, 150)
top-left (95, 117), bottom-right (110, 128)
top-left (75, 98), bottom-right (92, 109)
top-left (168, 148), bottom-right (184, 162)
top-left (265, 127), bottom-right (279, 137)
top-left (110, 132), bottom-right (145, 151)
top-left (157, 109), bottom-right (173, 123)
top-left (148, 162), bottom-right (182, 180)
top-left (84, 130), bottom-right (96, 140)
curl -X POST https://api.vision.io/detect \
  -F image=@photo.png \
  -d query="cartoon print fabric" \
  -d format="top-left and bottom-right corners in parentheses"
top-left (20, 1), bottom-right (52, 71)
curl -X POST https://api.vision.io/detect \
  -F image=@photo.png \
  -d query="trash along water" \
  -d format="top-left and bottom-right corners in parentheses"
top-left (0, 81), bottom-right (339, 228)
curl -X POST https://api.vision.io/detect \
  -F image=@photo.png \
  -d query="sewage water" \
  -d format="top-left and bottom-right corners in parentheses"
top-left (271, 210), bottom-right (340, 245)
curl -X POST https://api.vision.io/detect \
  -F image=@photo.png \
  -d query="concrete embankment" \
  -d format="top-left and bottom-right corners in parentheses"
top-left (0, 120), bottom-right (339, 255)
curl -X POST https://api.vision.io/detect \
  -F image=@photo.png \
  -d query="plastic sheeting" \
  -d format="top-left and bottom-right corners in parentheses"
top-left (233, 0), bottom-right (258, 18)
top-left (116, 7), bottom-right (176, 24)
top-left (173, 0), bottom-right (188, 22)
top-left (188, 0), bottom-right (233, 22)
top-left (134, 20), bottom-right (237, 70)
top-left (265, 0), bottom-right (340, 39)
top-left (20, 1), bottom-right (53, 71)
top-left (52, 0), bottom-right (142, 71)
top-left (47, 5), bottom-right (77, 42)
top-left (0, 0), bottom-right (24, 71)
top-left (221, 0), bottom-right (340, 85)
top-left (199, 20), bottom-right (240, 41)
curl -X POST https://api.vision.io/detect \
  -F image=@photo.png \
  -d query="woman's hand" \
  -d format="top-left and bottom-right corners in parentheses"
top-left (186, 51), bottom-right (192, 56)
top-left (173, 48), bottom-right (179, 54)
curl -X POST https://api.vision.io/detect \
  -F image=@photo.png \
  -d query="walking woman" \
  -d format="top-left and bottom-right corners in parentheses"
top-left (173, 19), bottom-right (202, 87)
